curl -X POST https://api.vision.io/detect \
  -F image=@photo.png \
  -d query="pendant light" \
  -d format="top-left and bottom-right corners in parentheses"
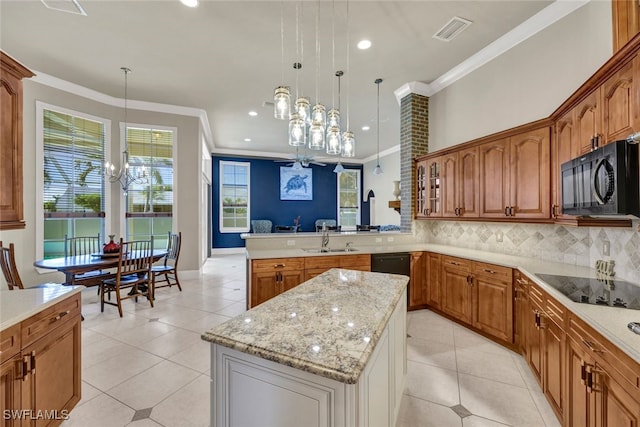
top-left (326, 71), bottom-right (343, 155)
top-left (288, 2), bottom-right (306, 147)
top-left (309, 0), bottom-right (326, 150)
top-left (273, 2), bottom-right (290, 120)
top-left (340, 0), bottom-right (355, 158)
top-left (373, 78), bottom-right (383, 175)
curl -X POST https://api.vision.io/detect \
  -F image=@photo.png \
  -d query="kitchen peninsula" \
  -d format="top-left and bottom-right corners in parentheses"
top-left (202, 269), bottom-right (409, 427)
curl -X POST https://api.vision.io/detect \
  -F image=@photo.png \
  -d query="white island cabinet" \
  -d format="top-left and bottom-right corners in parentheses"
top-left (202, 269), bottom-right (409, 427)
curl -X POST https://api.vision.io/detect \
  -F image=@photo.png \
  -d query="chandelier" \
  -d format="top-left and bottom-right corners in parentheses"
top-left (273, 0), bottom-right (355, 160)
top-left (104, 67), bottom-right (148, 195)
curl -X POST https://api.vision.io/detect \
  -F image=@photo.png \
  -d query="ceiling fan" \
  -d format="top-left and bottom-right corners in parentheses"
top-left (274, 147), bottom-right (327, 169)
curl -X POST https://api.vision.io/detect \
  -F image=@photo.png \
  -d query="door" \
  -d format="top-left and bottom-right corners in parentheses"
top-left (543, 318), bottom-right (564, 420)
top-left (441, 153), bottom-right (458, 217)
top-left (441, 258), bottom-right (471, 324)
top-left (409, 252), bottom-right (427, 309)
top-left (566, 337), bottom-right (596, 427)
top-left (479, 138), bottom-right (510, 218)
top-left (514, 277), bottom-right (529, 356)
top-left (251, 272), bottom-right (281, 307)
top-left (281, 270), bottom-right (304, 292)
top-left (458, 146), bottom-right (479, 217)
top-left (472, 274), bottom-right (513, 342)
top-left (426, 157), bottom-right (441, 217)
top-left (574, 90), bottom-right (602, 154)
top-left (426, 252), bottom-right (441, 309)
top-left (599, 366), bottom-right (640, 427)
top-left (602, 56), bottom-right (637, 143)
top-left (0, 355), bottom-right (21, 427)
top-left (526, 298), bottom-right (544, 385)
top-left (509, 127), bottom-right (551, 219)
top-left (415, 159), bottom-right (428, 218)
top-left (553, 111), bottom-right (579, 218)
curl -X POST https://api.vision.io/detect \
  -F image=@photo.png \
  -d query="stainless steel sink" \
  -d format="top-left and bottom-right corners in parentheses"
top-left (302, 248), bottom-right (358, 253)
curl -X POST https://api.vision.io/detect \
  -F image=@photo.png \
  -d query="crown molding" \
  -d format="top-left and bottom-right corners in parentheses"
top-left (394, 0), bottom-right (591, 104)
top-left (30, 69), bottom-right (214, 148)
top-left (210, 146), bottom-right (368, 164)
top-left (361, 144), bottom-right (401, 164)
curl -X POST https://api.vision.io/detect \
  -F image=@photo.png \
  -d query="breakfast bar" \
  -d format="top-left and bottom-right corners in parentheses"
top-left (202, 269), bottom-right (409, 427)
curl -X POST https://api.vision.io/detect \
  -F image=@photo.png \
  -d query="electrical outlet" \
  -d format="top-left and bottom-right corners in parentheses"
top-left (376, 237), bottom-right (382, 243)
top-left (387, 237), bottom-right (394, 242)
top-left (603, 241), bottom-right (610, 256)
top-left (496, 231), bottom-right (504, 242)
top-left (287, 240), bottom-right (296, 246)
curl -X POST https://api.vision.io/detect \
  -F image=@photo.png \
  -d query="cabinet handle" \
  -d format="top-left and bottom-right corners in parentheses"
top-left (483, 268), bottom-right (496, 274)
top-left (586, 366), bottom-right (600, 393)
top-left (551, 204), bottom-right (557, 218)
top-left (30, 350), bottom-right (36, 375)
top-left (18, 355), bottom-right (29, 381)
top-left (594, 134), bottom-right (600, 149)
top-left (50, 310), bottom-right (70, 323)
top-left (582, 339), bottom-right (603, 353)
top-left (449, 261), bottom-right (460, 266)
top-left (515, 278), bottom-right (528, 285)
top-left (509, 206), bottom-right (514, 216)
top-left (504, 206), bottom-right (509, 216)
top-left (590, 136), bottom-right (595, 151)
top-left (273, 263), bottom-right (286, 268)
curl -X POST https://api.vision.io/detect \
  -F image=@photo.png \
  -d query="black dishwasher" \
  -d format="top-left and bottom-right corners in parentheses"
top-left (371, 252), bottom-right (411, 279)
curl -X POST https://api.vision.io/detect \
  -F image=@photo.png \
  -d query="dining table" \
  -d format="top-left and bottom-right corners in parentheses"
top-left (34, 249), bottom-right (168, 286)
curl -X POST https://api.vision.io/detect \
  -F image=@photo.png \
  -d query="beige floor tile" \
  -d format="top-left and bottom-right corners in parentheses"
top-left (512, 353), bottom-right (542, 391)
top-left (169, 339), bottom-right (211, 373)
top-left (455, 347), bottom-right (526, 388)
top-left (407, 336), bottom-right (457, 371)
top-left (462, 415), bottom-right (511, 426)
top-left (106, 360), bottom-right (200, 410)
top-left (396, 395), bottom-right (462, 427)
top-left (529, 390), bottom-right (562, 427)
top-left (151, 374), bottom-right (210, 427)
top-left (137, 328), bottom-right (202, 358)
top-left (82, 347), bottom-right (163, 391)
top-left (215, 301), bottom-right (248, 317)
top-left (126, 419), bottom-right (164, 427)
top-left (76, 381), bottom-right (102, 407)
top-left (107, 320), bottom-right (177, 346)
top-left (408, 314), bottom-right (456, 346)
top-left (62, 393), bottom-right (135, 427)
top-left (81, 333), bottom-right (132, 369)
top-left (453, 326), bottom-right (515, 357)
top-left (167, 293), bottom-right (237, 312)
top-left (405, 360), bottom-right (460, 407)
top-left (181, 312), bottom-right (231, 333)
top-left (459, 373), bottom-right (546, 427)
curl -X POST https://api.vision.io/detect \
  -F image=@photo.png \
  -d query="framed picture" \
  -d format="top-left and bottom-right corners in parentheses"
top-left (280, 167), bottom-right (313, 201)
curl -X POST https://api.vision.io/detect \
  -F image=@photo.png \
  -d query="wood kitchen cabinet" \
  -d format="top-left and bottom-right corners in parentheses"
top-left (613, 0), bottom-right (640, 52)
top-left (471, 262), bottom-right (513, 342)
top-left (601, 55), bottom-right (638, 143)
top-left (0, 52), bottom-right (34, 230)
top-left (440, 256), bottom-right (472, 324)
top-left (513, 271), bottom-right (529, 356)
top-left (440, 148), bottom-right (479, 218)
top-left (408, 252), bottom-right (427, 309)
top-left (250, 258), bottom-right (305, 307)
top-left (414, 159), bottom-right (428, 219)
top-left (479, 127), bottom-right (550, 219)
top-left (0, 292), bottom-right (81, 427)
top-left (304, 254), bottom-right (370, 281)
top-left (426, 252), bottom-right (441, 309)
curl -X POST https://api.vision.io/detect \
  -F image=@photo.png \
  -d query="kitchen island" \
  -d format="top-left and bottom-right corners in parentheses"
top-left (202, 269), bottom-right (409, 427)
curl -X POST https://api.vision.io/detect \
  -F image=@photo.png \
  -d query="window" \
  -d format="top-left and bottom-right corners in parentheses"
top-left (220, 161), bottom-right (250, 232)
top-left (125, 126), bottom-right (175, 249)
top-left (40, 106), bottom-right (107, 259)
top-left (337, 169), bottom-right (361, 228)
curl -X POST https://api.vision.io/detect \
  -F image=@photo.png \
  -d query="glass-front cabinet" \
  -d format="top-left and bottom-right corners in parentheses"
top-left (415, 159), bottom-right (428, 218)
top-left (426, 157), bottom-right (441, 216)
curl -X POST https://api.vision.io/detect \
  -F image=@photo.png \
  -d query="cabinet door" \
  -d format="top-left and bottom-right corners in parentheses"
top-left (472, 273), bottom-right (513, 343)
top-left (602, 57), bottom-right (637, 143)
top-left (526, 299), bottom-right (544, 386)
top-left (599, 366), bottom-right (640, 427)
top-left (441, 258), bottom-right (471, 324)
top-left (458, 146), bottom-right (479, 217)
top-left (612, 0), bottom-right (640, 52)
top-left (281, 270), bottom-right (304, 292)
top-left (0, 355), bottom-right (22, 427)
top-left (574, 90), bottom-right (602, 155)
top-left (566, 337), bottom-right (597, 427)
top-left (426, 252), bottom-right (441, 309)
top-left (479, 138), bottom-right (510, 218)
top-left (514, 278), bottom-right (529, 356)
top-left (543, 318), bottom-right (564, 420)
top-left (509, 127), bottom-right (550, 219)
top-left (426, 157), bottom-right (441, 217)
top-left (408, 252), bottom-right (426, 309)
top-left (251, 272), bottom-right (281, 307)
top-left (441, 153), bottom-right (458, 218)
top-left (415, 159), bottom-right (428, 218)
top-left (21, 316), bottom-right (81, 427)
top-left (553, 112), bottom-right (579, 218)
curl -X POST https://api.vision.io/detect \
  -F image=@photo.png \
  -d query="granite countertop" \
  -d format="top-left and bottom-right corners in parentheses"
top-left (0, 285), bottom-right (83, 330)
top-left (201, 269), bottom-right (409, 384)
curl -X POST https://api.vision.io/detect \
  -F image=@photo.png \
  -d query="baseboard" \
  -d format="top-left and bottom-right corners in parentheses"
top-left (211, 247), bottom-right (246, 255)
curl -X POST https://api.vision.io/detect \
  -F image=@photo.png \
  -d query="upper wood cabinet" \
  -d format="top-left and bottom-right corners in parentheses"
top-left (440, 147), bottom-right (479, 218)
top-left (414, 158), bottom-right (428, 218)
top-left (0, 52), bottom-right (33, 230)
top-left (601, 55), bottom-right (638, 142)
top-left (479, 127), bottom-right (550, 220)
top-left (613, 0), bottom-right (640, 52)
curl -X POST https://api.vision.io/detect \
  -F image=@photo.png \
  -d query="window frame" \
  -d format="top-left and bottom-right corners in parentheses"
top-left (336, 169), bottom-right (361, 229)
top-left (219, 160), bottom-right (250, 233)
top-left (35, 101), bottom-right (112, 263)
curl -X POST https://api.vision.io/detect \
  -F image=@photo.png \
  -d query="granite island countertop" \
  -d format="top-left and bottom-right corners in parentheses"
top-left (0, 285), bottom-right (83, 330)
top-left (201, 268), bottom-right (409, 384)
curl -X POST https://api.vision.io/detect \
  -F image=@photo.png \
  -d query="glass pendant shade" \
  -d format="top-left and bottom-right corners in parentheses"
top-left (311, 104), bottom-right (326, 127)
top-left (295, 97), bottom-right (311, 124)
top-left (326, 125), bottom-right (342, 154)
top-left (288, 113), bottom-right (306, 146)
top-left (341, 131), bottom-right (355, 157)
top-left (333, 161), bottom-right (344, 173)
top-left (327, 109), bottom-right (340, 128)
top-left (274, 86), bottom-right (291, 120)
top-left (309, 120), bottom-right (326, 150)
top-left (373, 164), bottom-right (383, 175)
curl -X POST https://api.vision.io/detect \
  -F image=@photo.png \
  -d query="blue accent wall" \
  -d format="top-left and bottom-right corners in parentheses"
top-left (212, 156), bottom-right (368, 248)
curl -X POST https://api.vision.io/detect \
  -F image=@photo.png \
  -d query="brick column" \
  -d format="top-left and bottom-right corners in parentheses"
top-left (399, 93), bottom-right (429, 232)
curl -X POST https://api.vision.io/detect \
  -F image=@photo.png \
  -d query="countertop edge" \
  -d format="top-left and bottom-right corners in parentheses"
top-left (0, 286), bottom-right (84, 330)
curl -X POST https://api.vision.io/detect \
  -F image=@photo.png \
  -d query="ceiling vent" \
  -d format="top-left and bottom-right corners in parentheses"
top-left (433, 16), bottom-right (472, 42)
top-left (40, 0), bottom-right (87, 16)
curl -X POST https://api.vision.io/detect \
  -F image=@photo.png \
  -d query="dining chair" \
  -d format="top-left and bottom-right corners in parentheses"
top-left (64, 233), bottom-right (113, 288)
top-left (251, 220), bottom-right (272, 233)
top-left (151, 231), bottom-right (182, 298)
top-left (100, 238), bottom-right (154, 317)
top-left (314, 219), bottom-right (337, 232)
top-left (0, 241), bottom-right (58, 290)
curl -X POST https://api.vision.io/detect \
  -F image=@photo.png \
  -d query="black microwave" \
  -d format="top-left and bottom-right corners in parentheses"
top-left (561, 140), bottom-right (639, 217)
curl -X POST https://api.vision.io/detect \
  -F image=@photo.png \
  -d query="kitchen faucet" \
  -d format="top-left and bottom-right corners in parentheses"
top-left (321, 223), bottom-right (330, 251)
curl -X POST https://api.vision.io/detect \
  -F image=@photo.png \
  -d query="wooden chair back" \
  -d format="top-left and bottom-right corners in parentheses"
top-left (163, 232), bottom-right (181, 268)
top-left (0, 241), bottom-right (24, 290)
top-left (65, 233), bottom-right (101, 257)
top-left (116, 239), bottom-right (153, 279)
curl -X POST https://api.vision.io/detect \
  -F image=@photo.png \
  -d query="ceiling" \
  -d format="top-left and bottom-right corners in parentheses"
top-left (0, 0), bottom-right (554, 162)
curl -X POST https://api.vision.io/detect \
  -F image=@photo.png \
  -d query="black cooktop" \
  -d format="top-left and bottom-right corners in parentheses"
top-left (535, 273), bottom-right (640, 310)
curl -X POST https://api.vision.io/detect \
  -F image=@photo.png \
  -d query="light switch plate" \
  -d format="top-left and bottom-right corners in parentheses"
top-left (287, 240), bottom-right (296, 246)
top-left (387, 237), bottom-right (394, 242)
top-left (376, 237), bottom-right (382, 243)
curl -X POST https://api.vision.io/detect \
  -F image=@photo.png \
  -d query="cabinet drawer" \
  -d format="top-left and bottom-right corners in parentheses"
top-left (569, 314), bottom-right (640, 391)
top-left (304, 256), bottom-right (340, 270)
top-left (340, 254), bottom-right (371, 269)
top-left (21, 293), bottom-right (81, 348)
top-left (442, 256), bottom-right (471, 270)
top-left (472, 262), bottom-right (512, 282)
top-left (252, 258), bottom-right (305, 272)
top-left (529, 283), bottom-right (544, 307)
top-left (0, 323), bottom-right (21, 364)
top-left (544, 295), bottom-right (566, 329)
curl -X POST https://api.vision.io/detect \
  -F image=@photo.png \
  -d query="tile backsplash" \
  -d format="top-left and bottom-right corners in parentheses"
top-left (414, 220), bottom-right (640, 283)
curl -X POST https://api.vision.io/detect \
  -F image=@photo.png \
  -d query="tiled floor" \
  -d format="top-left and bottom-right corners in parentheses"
top-left (64, 253), bottom-right (560, 427)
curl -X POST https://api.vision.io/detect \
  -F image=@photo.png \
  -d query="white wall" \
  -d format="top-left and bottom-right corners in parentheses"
top-left (0, 79), bottom-right (203, 288)
top-left (429, 0), bottom-right (613, 152)
top-left (363, 150), bottom-right (401, 226)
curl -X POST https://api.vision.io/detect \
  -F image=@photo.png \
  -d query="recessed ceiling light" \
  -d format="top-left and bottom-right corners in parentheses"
top-left (357, 40), bottom-right (372, 50)
top-left (248, 111), bottom-right (258, 117)
top-left (361, 125), bottom-right (370, 131)
top-left (244, 138), bottom-right (251, 142)
top-left (180, 0), bottom-right (198, 7)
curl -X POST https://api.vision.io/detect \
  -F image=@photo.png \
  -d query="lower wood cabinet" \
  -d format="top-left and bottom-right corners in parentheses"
top-left (426, 252), bottom-right (441, 309)
top-left (513, 271), bottom-right (529, 356)
top-left (441, 256), bottom-right (473, 324)
top-left (408, 252), bottom-right (427, 309)
top-left (0, 293), bottom-right (81, 427)
top-left (304, 254), bottom-right (370, 281)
